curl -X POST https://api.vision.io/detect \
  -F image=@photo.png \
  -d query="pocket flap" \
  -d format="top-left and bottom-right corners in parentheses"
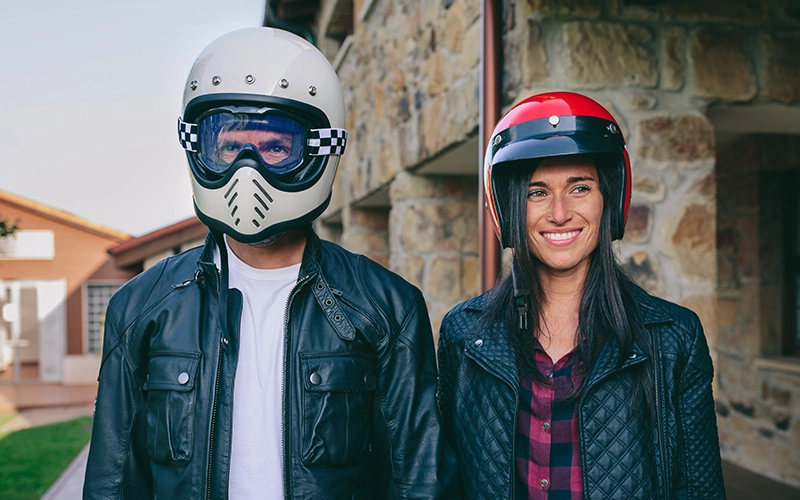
top-left (146, 351), bottom-right (201, 392)
top-left (300, 353), bottom-right (375, 392)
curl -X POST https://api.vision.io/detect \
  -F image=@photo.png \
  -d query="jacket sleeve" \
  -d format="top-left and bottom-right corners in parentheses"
top-left (436, 315), bottom-right (458, 454)
top-left (674, 314), bottom-right (726, 499)
top-left (83, 303), bottom-right (152, 499)
top-left (374, 291), bottom-right (461, 499)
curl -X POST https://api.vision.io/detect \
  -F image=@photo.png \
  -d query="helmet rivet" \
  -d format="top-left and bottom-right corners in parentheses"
top-left (212, 75), bottom-right (222, 86)
top-left (607, 123), bottom-right (618, 134)
top-left (190, 80), bottom-right (198, 91)
top-left (493, 135), bottom-right (502, 146)
top-left (549, 115), bottom-right (560, 127)
top-left (244, 74), bottom-right (255, 85)
top-left (279, 79), bottom-right (289, 89)
top-left (308, 85), bottom-right (317, 96)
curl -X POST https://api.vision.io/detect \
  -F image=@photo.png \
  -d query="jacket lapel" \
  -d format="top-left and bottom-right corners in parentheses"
top-left (464, 299), bottom-right (520, 393)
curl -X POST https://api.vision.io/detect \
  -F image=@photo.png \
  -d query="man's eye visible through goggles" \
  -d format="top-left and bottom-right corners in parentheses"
top-left (216, 131), bottom-right (295, 166)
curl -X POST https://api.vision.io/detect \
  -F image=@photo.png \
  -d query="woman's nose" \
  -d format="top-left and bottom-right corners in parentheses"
top-left (548, 195), bottom-right (572, 224)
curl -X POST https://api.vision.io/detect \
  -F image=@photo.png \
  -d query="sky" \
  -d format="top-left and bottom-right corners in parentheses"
top-left (0, 0), bottom-right (266, 236)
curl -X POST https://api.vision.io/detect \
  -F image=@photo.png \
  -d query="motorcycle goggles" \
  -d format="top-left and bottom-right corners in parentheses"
top-left (178, 106), bottom-right (348, 178)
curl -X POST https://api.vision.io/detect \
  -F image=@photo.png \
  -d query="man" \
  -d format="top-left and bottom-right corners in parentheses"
top-left (84, 27), bottom-right (457, 499)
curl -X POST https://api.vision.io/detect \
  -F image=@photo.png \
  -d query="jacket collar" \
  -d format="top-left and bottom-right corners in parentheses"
top-left (462, 288), bottom-right (663, 390)
top-left (197, 229), bottom-right (356, 342)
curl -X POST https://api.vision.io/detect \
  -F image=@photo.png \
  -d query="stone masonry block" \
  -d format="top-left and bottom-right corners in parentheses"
top-left (624, 204), bottom-right (651, 244)
top-left (761, 32), bottom-right (800, 103)
top-left (668, 201), bottom-right (716, 280)
top-left (662, 26), bottom-right (685, 91)
top-left (691, 27), bottom-right (756, 101)
top-left (564, 22), bottom-right (657, 89)
top-left (425, 255), bottom-right (464, 301)
top-left (637, 113), bottom-right (715, 162)
top-left (443, 0), bottom-right (467, 53)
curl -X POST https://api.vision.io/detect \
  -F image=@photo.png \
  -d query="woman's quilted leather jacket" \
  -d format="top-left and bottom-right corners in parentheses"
top-left (437, 286), bottom-right (725, 499)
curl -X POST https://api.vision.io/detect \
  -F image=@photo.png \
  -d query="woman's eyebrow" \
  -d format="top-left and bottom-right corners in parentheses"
top-left (567, 175), bottom-right (596, 183)
top-left (529, 175), bottom-right (596, 187)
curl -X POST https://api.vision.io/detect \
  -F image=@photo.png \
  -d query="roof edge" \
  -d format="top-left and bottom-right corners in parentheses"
top-left (0, 189), bottom-right (130, 242)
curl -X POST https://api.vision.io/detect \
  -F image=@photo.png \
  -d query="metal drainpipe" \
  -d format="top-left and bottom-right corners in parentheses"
top-left (479, 0), bottom-right (502, 292)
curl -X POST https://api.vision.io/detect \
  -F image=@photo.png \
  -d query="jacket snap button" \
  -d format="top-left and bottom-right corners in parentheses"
top-left (474, 339), bottom-right (483, 347)
top-left (310, 372), bottom-right (322, 385)
top-left (178, 372), bottom-right (189, 385)
top-left (540, 479), bottom-right (549, 489)
top-left (222, 337), bottom-right (229, 345)
top-left (542, 421), bottom-right (550, 431)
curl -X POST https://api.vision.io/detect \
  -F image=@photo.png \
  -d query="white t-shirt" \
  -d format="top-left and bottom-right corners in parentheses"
top-left (220, 239), bottom-right (300, 499)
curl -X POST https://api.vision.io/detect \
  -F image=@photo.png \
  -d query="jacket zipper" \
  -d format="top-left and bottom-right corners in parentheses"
top-left (651, 328), bottom-right (669, 499)
top-left (206, 337), bottom-right (223, 500)
top-left (204, 268), bottom-right (221, 500)
top-left (281, 273), bottom-right (311, 498)
top-left (465, 351), bottom-right (519, 500)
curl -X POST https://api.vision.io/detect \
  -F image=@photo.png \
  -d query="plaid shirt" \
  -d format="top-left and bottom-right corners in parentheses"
top-left (515, 343), bottom-right (584, 500)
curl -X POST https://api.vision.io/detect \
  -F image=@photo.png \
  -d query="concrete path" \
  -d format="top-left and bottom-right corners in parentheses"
top-left (40, 443), bottom-right (89, 500)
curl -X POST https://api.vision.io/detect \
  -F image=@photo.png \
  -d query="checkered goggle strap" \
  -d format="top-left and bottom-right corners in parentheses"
top-left (178, 118), bottom-right (198, 152)
top-left (307, 128), bottom-right (348, 156)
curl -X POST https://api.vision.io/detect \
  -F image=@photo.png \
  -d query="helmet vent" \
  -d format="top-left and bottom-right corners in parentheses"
top-left (224, 179), bottom-right (241, 225)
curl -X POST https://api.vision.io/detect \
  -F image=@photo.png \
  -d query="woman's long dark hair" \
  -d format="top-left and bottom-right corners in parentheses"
top-left (482, 155), bottom-right (655, 420)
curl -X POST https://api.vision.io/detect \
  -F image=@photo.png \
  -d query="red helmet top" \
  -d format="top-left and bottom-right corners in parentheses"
top-left (484, 92), bottom-right (631, 246)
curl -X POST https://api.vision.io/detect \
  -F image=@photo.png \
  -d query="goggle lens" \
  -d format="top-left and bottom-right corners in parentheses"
top-left (198, 111), bottom-right (306, 175)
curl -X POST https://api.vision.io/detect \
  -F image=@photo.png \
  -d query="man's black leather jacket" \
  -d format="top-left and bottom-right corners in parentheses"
top-left (437, 286), bottom-right (726, 499)
top-left (84, 231), bottom-right (458, 499)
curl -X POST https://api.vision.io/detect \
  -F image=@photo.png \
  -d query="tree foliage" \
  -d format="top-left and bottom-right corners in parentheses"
top-left (0, 216), bottom-right (19, 238)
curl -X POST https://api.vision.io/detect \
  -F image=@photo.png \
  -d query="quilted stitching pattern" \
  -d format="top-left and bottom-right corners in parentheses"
top-left (437, 289), bottom-right (726, 500)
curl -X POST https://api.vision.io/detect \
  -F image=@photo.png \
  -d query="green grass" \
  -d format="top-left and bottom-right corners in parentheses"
top-left (0, 416), bottom-right (92, 500)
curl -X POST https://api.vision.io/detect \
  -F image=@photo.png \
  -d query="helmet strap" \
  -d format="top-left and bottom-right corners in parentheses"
top-left (511, 263), bottom-right (530, 331)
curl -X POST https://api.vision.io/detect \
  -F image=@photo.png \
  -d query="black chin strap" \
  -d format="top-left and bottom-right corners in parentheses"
top-left (511, 264), bottom-right (530, 331)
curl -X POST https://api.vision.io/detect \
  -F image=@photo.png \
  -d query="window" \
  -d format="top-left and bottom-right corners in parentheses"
top-left (86, 283), bottom-right (122, 354)
top-left (784, 170), bottom-right (800, 356)
top-left (0, 230), bottom-right (55, 260)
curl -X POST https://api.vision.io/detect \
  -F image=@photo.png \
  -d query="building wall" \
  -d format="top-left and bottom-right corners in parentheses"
top-left (306, 0), bottom-right (800, 484)
top-left (716, 135), bottom-right (800, 484)
top-left (0, 200), bottom-right (134, 360)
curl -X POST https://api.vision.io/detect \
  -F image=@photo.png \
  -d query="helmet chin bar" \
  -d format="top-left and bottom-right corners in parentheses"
top-left (191, 164), bottom-right (336, 243)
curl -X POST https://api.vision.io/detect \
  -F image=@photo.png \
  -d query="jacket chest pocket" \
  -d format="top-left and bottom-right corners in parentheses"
top-left (300, 352), bottom-right (376, 467)
top-left (144, 351), bottom-right (201, 467)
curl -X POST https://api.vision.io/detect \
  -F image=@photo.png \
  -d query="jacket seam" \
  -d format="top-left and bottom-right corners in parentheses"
top-left (357, 254), bottom-right (401, 336)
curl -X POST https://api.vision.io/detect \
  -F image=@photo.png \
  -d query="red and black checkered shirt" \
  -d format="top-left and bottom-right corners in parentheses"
top-left (515, 343), bottom-right (584, 500)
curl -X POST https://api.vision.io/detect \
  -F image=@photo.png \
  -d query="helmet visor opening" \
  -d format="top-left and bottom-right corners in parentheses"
top-left (198, 108), bottom-right (307, 176)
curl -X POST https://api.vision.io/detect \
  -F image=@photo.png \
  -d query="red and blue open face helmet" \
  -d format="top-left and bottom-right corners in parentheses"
top-left (484, 92), bottom-right (632, 246)
top-left (178, 28), bottom-right (348, 243)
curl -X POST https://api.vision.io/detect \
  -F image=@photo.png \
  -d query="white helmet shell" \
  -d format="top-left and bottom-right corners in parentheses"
top-left (180, 27), bottom-right (347, 242)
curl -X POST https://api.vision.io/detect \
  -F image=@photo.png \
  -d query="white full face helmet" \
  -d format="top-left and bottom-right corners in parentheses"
top-left (178, 27), bottom-right (347, 243)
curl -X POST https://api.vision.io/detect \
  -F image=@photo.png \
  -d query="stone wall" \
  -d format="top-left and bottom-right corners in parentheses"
top-left (309, 0), bottom-right (800, 485)
top-left (715, 135), bottom-right (800, 485)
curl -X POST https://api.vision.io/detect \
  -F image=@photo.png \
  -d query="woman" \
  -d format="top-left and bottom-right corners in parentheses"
top-left (437, 92), bottom-right (725, 499)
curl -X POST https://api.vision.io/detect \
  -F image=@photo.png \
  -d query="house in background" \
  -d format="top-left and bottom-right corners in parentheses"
top-left (108, 216), bottom-right (207, 273)
top-left (0, 189), bottom-right (135, 384)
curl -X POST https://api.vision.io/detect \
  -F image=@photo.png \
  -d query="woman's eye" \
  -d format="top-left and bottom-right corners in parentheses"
top-left (572, 185), bottom-right (591, 194)
top-left (528, 189), bottom-right (546, 198)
